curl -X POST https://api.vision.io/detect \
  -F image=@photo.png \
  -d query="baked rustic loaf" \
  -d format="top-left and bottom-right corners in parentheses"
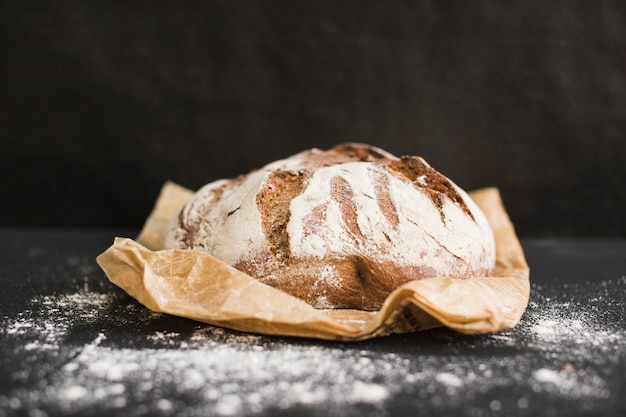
top-left (164, 143), bottom-right (496, 310)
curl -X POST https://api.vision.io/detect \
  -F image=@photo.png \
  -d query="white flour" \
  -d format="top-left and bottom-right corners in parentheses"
top-left (1, 279), bottom-right (624, 416)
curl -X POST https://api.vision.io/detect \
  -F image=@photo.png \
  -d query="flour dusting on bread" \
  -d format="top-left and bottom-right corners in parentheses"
top-left (164, 143), bottom-right (495, 310)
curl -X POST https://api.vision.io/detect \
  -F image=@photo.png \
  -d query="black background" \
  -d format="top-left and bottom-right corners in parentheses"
top-left (2, 1), bottom-right (625, 236)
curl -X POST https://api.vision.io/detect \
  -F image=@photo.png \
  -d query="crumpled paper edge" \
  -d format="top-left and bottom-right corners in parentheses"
top-left (97, 182), bottom-right (529, 341)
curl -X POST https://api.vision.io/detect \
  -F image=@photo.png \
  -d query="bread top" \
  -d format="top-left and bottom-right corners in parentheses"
top-left (164, 143), bottom-right (496, 310)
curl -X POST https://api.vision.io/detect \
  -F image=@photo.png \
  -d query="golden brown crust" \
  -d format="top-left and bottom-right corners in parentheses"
top-left (383, 156), bottom-right (475, 222)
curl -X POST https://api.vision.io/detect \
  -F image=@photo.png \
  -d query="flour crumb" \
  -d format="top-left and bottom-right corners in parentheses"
top-left (156, 399), bottom-right (174, 412)
top-left (533, 368), bottom-right (561, 384)
top-left (61, 386), bottom-right (88, 401)
top-left (436, 373), bottom-right (463, 388)
top-left (349, 381), bottom-right (389, 403)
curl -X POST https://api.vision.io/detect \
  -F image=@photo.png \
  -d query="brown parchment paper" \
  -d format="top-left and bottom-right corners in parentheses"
top-left (97, 182), bottom-right (530, 341)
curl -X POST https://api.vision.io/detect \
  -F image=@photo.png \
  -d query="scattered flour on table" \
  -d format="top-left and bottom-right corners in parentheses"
top-left (1, 291), bottom-right (398, 416)
top-left (0, 282), bottom-right (624, 416)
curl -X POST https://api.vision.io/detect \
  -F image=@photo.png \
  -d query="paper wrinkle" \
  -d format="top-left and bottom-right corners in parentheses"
top-left (97, 183), bottom-right (530, 341)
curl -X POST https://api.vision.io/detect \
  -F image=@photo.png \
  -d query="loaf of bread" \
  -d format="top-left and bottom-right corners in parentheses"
top-left (164, 143), bottom-right (496, 310)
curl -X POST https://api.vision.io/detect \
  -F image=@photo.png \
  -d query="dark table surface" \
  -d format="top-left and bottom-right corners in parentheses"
top-left (1, 229), bottom-right (624, 417)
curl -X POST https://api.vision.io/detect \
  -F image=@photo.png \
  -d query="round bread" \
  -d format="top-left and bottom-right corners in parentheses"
top-left (164, 143), bottom-right (496, 310)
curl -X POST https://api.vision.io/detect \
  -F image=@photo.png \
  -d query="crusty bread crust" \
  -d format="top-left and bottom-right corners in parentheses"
top-left (165, 143), bottom-right (496, 310)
